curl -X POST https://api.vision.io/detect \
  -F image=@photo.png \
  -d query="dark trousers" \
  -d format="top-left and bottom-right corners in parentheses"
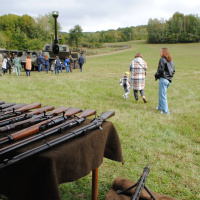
top-left (134, 90), bottom-right (145, 100)
top-left (80, 63), bottom-right (83, 72)
top-left (26, 70), bottom-right (31, 76)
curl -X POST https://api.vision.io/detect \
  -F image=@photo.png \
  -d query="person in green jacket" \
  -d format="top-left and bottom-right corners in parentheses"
top-left (13, 55), bottom-right (21, 76)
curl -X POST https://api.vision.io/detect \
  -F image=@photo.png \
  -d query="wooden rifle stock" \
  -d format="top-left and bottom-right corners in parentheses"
top-left (0, 103), bottom-right (42, 121)
top-left (0, 110), bottom-right (113, 169)
top-left (0, 109), bottom-right (95, 156)
top-left (0, 103), bottom-right (27, 114)
top-left (0, 107), bottom-right (70, 144)
top-left (0, 103), bottom-right (16, 111)
top-left (0, 106), bottom-right (55, 133)
top-left (0, 101), bottom-right (5, 105)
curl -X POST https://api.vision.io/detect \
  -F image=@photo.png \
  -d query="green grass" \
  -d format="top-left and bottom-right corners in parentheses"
top-left (0, 40), bottom-right (200, 200)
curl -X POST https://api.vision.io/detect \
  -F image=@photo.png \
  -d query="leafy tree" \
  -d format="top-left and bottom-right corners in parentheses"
top-left (69, 25), bottom-right (83, 47)
top-left (0, 31), bottom-right (6, 48)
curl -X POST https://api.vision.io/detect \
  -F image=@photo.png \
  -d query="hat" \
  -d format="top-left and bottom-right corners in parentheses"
top-left (125, 72), bottom-right (129, 75)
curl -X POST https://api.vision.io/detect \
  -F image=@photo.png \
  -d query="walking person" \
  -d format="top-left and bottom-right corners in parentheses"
top-left (25, 55), bottom-right (32, 76)
top-left (44, 55), bottom-right (49, 73)
top-left (2, 56), bottom-right (7, 76)
top-left (78, 54), bottom-right (84, 72)
top-left (0, 54), bottom-right (3, 75)
top-left (37, 53), bottom-right (43, 73)
top-left (63, 56), bottom-right (69, 73)
top-left (55, 56), bottom-right (61, 74)
top-left (69, 55), bottom-right (73, 73)
top-left (129, 52), bottom-right (148, 103)
top-left (119, 72), bottom-right (130, 99)
top-left (155, 48), bottom-right (175, 114)
top-left (13, 55), bottom-right (21, 76)
top-left (6, 57), bottom-right (12, 75)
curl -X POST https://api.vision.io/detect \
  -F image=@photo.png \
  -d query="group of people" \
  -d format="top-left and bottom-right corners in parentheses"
top-left (52, 54), bottom-right (85, 74)
top-left (0, 54), bottom-right (21, 76)
top-left (120, 47), bottom-right (175, 114)
top-left (0, 53), bottom-right (85, 76)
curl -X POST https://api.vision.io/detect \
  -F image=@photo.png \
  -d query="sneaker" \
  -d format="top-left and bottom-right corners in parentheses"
top-left (156, 107), bottom-right (160, 110)
top-left (160, 111), bottom-right (164, 114)
top-left (123, 95), bottom-right (125, 98)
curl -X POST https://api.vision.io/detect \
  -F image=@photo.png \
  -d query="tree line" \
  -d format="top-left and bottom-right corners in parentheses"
top-left (0, 12), bottom-right (199, 51)
top-left (148, 12), bottom-right (200, 43)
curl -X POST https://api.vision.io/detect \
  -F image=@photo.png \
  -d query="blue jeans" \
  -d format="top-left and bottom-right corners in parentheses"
top-left (45, 65), bottom-right (49, 73)
top-left (26, 70), bottom-right (31, 76)
top-left (55, 66), bottom-right (59, 74)
top-left (124, 89), bottom-right (130, 98)
top-left (65, 65), bottom-right (69, 73)
top-left (158, 78), bottom-right (171, 114)
top-left (60, 65), bottom-right (62, 73)
top-left (38, 64), bottom-right (42, 72)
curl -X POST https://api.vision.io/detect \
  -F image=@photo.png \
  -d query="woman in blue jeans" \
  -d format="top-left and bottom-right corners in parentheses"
top-left (155, 48), bottom-right (175, 114)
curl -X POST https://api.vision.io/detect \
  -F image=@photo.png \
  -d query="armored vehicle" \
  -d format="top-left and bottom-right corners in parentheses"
top-left (19, 50), bottom-right (40, 71)
top-left (0, 49), bottom-right (23, 60)
top-left (42, 11), bottom-right (86, 70)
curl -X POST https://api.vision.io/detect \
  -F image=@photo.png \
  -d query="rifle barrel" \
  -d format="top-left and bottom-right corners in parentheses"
top-left (0, 109), bottom-right (95, 156)
top-left (0, 111), bottom-right (114, 169)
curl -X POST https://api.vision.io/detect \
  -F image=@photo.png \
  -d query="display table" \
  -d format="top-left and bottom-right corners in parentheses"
top-left (0, 119), bottom-right (123, 200)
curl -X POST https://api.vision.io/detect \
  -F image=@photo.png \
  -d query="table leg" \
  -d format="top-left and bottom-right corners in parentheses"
top-left (92, 168), bottom-right (98, 200)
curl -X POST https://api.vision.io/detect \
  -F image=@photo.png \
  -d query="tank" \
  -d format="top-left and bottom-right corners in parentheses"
top-left (42, 11), bottom-right (86, 70)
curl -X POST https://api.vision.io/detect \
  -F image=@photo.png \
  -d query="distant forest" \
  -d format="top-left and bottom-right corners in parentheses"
top-left (0, 12), bottom-right (199, 50)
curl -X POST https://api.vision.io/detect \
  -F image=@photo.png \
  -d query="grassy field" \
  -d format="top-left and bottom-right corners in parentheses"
top-left (0, 40), bottom-right (199, 200)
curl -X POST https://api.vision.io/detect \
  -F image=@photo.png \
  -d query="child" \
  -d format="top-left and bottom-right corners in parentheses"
top-left (119, 72), bottom-right (130, 99)
top-left (51, 61), bottom-right (55, 73)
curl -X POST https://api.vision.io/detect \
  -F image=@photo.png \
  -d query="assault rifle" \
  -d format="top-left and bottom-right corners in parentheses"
top-left (0, 103), bottom-right (41, 121)
top-left (0, 103), bottom-right (16, 111)
top-left (0, 101), bottom-right (5, 105)
top-left (0, 107), bottom-right (81, 145)
top-left (0, 111), bottom-right (114, 169)
top-left (0, 105), bottom-right (55, 133)
top-left (117, 165), bottom-right (157, 200)
top-left (0, 103), bottom-right (27, 114)
top-left (0, 109), bottom-right (96, 156)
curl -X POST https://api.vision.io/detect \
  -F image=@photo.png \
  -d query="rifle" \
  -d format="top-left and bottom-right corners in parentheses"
top-left (0, 103), bottom-right (27, 114)
top-left (0, 106), bottom-right (73, 145)
top-left (0, 105), bottom-right (55, 133)
top-left (0, 111), bottom-right (114, 169)
top-left (0, 109), bottom-right (96, 156)
top-left (117, 165), bottom-right (157, 200)
top-left (0, 101), bottom-right (5, 105)
top-left (0, 103), bottom-right (41, 121)
top-left (0, 103), bottom-right (16, 111)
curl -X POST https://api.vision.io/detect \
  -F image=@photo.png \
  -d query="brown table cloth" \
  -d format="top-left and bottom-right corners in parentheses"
top-left (0, 119), bottom-right (123, 200)
top-left (105, 178), bottom-right (178, 200)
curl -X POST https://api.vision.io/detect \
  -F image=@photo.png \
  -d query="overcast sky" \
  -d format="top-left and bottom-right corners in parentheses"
top-left (0, 0), bottom-right (199, 32)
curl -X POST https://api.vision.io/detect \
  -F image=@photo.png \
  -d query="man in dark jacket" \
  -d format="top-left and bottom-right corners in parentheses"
top-left (78, 54), bottom-right (84, 72)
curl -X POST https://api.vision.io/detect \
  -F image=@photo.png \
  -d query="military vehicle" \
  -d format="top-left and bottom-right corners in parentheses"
top-left (42, 11), bottom-right (86, 70)
top-left (0, 49), bottom-right (23, 60)
top-left (19, 50), bottom-right (40, 71)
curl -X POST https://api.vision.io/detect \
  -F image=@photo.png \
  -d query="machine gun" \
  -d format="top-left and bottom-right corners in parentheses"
top-left (0, 103), bottom-right (41, 121)
top-left (117, 165), bottom-right (157, 200)
top-left (0, 111), bottom-right (114, 169)
top-left (0, 109), bottom-right (96, 156)
top-left (0, 107), bottom-right (82, 145)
